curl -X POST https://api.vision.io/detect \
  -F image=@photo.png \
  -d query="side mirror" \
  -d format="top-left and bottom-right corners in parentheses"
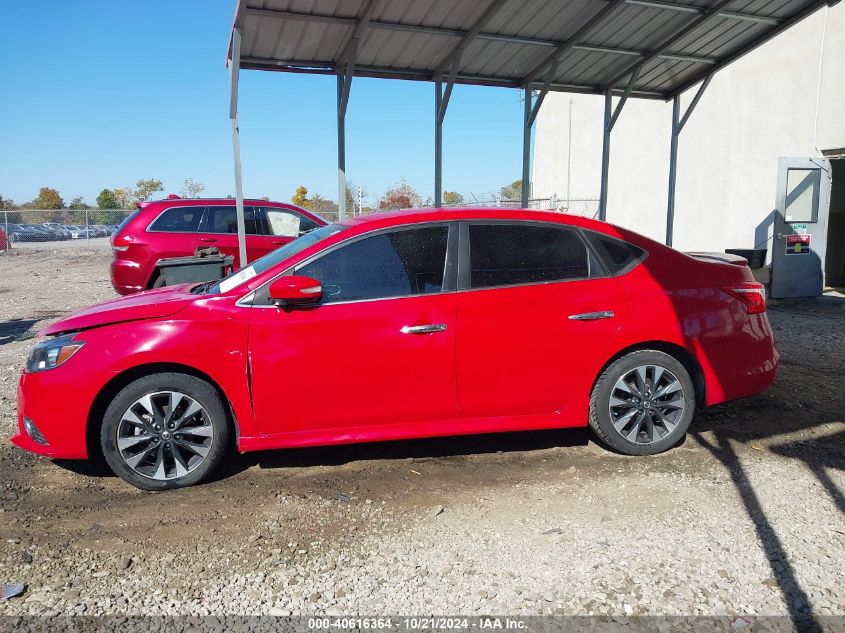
top-left (269, 275), bottom-right (322, 306)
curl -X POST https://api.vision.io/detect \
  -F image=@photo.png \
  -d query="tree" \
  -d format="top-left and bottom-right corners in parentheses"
top-left (443, 191), bottom-right (464, 206)
top-left (133, 178), bottom-right (163, 202)
top-left (33, 187), bottom-right (64, 209)
top-left (69, 196), bottom-right (89, 210)
top-left (0, 195), bottom-right (15, 211)
top-left (291, 185), bottom-right (309, 208)
top-left (180, 177), bottom-right (205, 198)
top-left (96, 189), bottom-right (120, 209)
top-left (378, 179), bottom-right (422, 210)
top-left (113, 187), bottom-right (135, 209)
top-left (499, 179), bottom-right (522, 201)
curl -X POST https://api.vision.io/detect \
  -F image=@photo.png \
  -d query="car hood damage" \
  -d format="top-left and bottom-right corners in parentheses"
top-left (40, 284), bottom-right (196, 336)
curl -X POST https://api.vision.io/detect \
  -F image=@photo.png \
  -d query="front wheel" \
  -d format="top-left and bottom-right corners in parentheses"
top-left (100, 373), bottom-right (229, 490)
top-left (589, 350), bottom-right (695, 456)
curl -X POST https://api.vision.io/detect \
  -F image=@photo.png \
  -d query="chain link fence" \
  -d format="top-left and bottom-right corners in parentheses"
top-left (1, 209), bottom-right (133, 251)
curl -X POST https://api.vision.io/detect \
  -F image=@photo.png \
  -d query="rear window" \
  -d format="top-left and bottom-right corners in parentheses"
top-left (585, 232), bottom-right (645, 275)
top-left (468, 223), bottom-right (589, 288)
top-left (204, 206), bottom-right (263, 235)
top-left (148, 206), bottom-right (204, 233)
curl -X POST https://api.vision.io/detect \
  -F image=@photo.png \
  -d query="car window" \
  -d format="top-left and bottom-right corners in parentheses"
top-left (296, 226), bottom-right (449, 303)
top-left (468, 223), bottom-right (589, 288)
top-left (148, 206), bottom-right (204, 233)
top-left (585, 232), bottom-right (645, 275)
top-left (204, 206), bottom-right (263, 235)
top-left (260, 207), bottom-right (320, 238)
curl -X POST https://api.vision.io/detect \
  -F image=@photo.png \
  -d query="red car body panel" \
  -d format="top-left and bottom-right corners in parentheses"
top-left (109, 198), bottom-right (325, 295)
top-left (14, 209), bottom-right (778, 461)
top-left (0, 227), bottom-right (9, 251)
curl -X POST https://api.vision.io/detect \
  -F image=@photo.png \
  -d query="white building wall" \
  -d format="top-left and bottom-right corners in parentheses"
top-left (533, 4), bottom-right (845, 253)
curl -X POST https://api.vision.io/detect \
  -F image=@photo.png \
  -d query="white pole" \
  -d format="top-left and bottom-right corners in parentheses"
top-left (229, 28), bottom-right (247, 268)
top-left (86, 207), bottom-right (90, 250)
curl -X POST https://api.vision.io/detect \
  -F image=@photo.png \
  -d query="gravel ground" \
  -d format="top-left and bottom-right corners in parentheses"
top-left (0, 246), bottom-right (843, 618)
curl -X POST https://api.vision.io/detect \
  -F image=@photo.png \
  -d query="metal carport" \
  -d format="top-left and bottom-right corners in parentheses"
top-left (225, 0), bottom-right (837, 266)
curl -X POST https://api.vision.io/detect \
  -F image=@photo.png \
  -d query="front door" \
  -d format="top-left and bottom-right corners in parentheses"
top-left (248, 223), bottom-right (458, 439)
top-left (771, 157), bottom-right (832, 298)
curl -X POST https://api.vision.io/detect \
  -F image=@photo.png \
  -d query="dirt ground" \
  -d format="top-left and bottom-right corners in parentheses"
top-left (0, 244), bottom-right (843, 619)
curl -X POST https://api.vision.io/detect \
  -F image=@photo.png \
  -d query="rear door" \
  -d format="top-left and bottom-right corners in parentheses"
top-left (197, 205), bottom-right (266, 262)
top-left (456, 221), bottom-right (626, 420)
top-left (771, 157), bottom-right (832, 298)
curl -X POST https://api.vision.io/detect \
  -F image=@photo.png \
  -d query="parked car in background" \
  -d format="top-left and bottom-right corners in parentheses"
top-left (23, 225), bottom-right (60, 241)
top-left (13, 208), bottom-right (778, 490)
top-left (4, 224), bottom-right (39, 242)
top-left (109, 197), bottom-right (326, 295)
top-left (42, 223), bottom-right (72, 239)
top-left (65, 225), bottom-right (91, 239)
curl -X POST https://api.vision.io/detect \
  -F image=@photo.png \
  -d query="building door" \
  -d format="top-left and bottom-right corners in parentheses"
top-left (823, 158), bottom-right (845, 288)
top-left (770, 157), bottom-right (831, 298)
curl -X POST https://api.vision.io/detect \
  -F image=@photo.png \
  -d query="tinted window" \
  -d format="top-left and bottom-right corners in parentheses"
top-left (469, 224), bottom-right (588, 288)
top-left (205, 206), bottom-right (263, 235)
top-left (297, 226), bottom-right (449, 303)
top-left (261, 207), bottom-right (320, 238)
top-left (149, 206), bottom-right (203, 232)
top-left (586, 232), bottom-right (645, 275)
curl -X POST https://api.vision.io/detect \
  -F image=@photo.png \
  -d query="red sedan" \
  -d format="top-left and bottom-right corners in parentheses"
top-left (13, 209), bottom-right (777, 490)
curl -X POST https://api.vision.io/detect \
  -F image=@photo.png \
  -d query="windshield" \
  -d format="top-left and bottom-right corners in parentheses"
top-left (206, 223), bottom-right (348, 295)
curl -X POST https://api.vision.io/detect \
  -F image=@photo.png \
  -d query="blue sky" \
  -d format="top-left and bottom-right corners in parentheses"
top-left (0, 1), bottom-right (526, 207)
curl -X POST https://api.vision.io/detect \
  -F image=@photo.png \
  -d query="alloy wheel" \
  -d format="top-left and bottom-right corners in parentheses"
top-left (115, 391), bottom-right (214, 481)
top-left (608, 364), bottom-right (686, 445)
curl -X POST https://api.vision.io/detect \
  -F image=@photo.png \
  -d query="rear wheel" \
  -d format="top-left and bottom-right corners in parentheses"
top-left (100, 373), bottom-right (229, 490)
top-left (151, 272), bottom-right (166, 289)
top-left (589, 350), bottom-right (695, 455)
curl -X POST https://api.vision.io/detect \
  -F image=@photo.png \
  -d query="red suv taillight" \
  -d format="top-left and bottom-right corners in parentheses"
top-left (721, 282), bottom-right (766, 314)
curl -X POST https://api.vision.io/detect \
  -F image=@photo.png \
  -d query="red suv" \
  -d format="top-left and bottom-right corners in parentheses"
top-left (110, 197), bottom-right (326, 295)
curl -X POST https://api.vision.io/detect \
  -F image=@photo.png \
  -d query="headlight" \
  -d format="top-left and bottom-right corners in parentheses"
top-left (25, 334), bottom-right (85, 373)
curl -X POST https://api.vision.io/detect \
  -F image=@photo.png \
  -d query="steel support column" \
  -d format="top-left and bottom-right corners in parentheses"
top-left (598, 68), bottom-right (639, 221)
top-left (598, 90), bottom-right (612, 221)
top-left (435, 77), bottom-right (443, 207)
top-left (666, 74), bottom-right (712, 246)
top-left (337, 69), bottom-right (352, 219)
top-left (521, 87), bottom-right (533, 207)
top-left (229, 27), bottom-right (247, 268)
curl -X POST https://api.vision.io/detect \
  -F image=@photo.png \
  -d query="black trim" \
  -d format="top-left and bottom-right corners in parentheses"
top-left (581, 229), bottom-right (649, 277)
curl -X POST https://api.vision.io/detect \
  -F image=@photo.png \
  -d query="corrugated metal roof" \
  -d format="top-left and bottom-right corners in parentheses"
top-left (230, 0), bottom-right (835, 99)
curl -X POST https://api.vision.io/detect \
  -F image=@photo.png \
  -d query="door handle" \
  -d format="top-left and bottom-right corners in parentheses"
top-left (400, 324), bottom-right (447, 334)
top-left (568, 311), bottom-right (615, 321)
top-left (271, 239), bottom-right (286, 245)
top-left (199, 237), bottom-right (218, 243)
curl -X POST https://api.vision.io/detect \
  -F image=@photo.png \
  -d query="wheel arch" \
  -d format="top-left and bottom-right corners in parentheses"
top-left (145, 267), bottom-right (163, 289)
top-left (86, 362), bottom-right (239, 462)
top-left (593, 341), bottom-right (706, 406)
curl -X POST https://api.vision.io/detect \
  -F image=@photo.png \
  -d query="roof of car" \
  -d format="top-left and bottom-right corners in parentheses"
top-left (339, 207), bottom-right (611, 233)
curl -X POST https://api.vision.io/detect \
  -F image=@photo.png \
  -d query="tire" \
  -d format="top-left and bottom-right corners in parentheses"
top-left (589, 350), bottom-right (695, 456)
top-left (151, 272), bottom-right (166, 289)
top-left (100, 373), bottom-right (229, 490)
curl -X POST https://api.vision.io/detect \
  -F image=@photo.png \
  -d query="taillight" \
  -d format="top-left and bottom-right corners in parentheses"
top-left (721, 282), bottom-right (766, 314)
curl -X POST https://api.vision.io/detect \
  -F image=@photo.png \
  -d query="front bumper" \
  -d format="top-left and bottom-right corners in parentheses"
top-left (12, 370), bottom-right (90, 459)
